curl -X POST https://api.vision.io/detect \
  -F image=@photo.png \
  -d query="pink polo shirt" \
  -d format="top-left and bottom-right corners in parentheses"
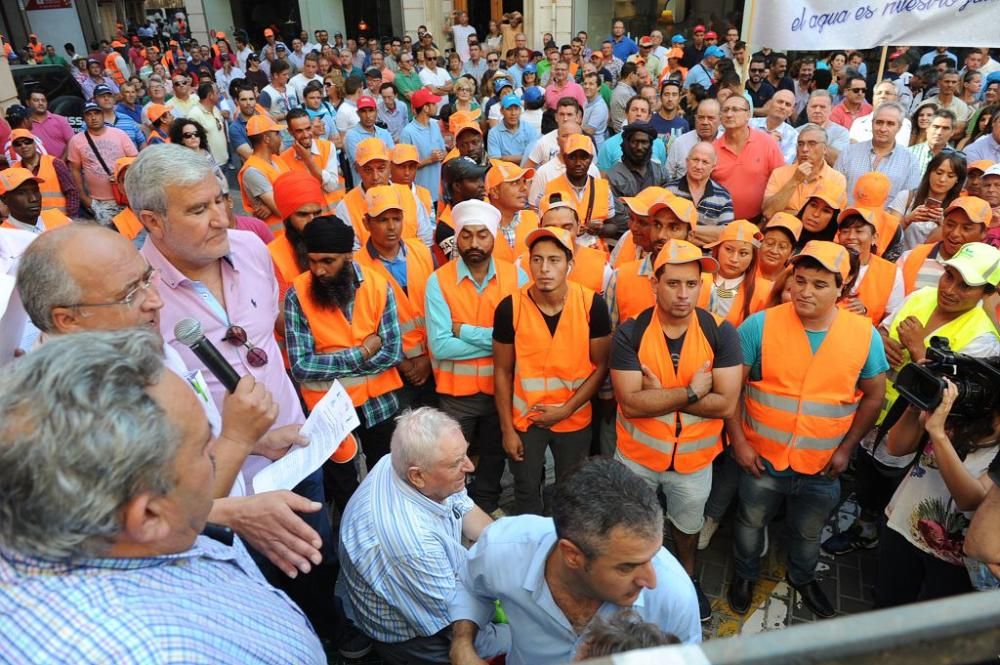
top-left (142, 228), bottom-right (304, 431)
top-left (544, 79), bottom-right (587, 111)
top-left (30, 111), bottom-right (75, 157)
top-left (712, 128), bottom-right (785, 221)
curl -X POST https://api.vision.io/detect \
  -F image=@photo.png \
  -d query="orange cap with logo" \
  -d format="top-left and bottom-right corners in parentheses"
top-left (621, 186), bottom-right (672, 216)
top-left (525, 227), bottom-right (575, 255)
top-left (852, 172), bottom-right (891, 207)
top-left (563, 134), bottom-right (594, 156)
top-left (0, 167), bottom-right (43, 195)
top-left (364, 185), bottom-right (405, 216)
top-left (790, 240), bottom-right (851, 281)
top-left (652, 238), bottom-right (719, 274)
top-left (706, 219), bottom-right (763, 248)
top-left (765, 212), bottom-right (804, 241)
top-left (485, 159), bottom-right (534, 190)
top-left (838, 206), bottom-right (880, 229)
top-left (945, 196), bottom-right (993, 226)
top-left (806, 181), bottom-right (847, 210)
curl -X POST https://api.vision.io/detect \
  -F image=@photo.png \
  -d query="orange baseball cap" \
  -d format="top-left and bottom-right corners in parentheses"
top-left (9, 128), bottom-right (34, 142)
top-left (111, 40), bottom-right (125, 48)
top-left (806, 182), bottom-right (847, 210)
top-left (264, 28), bottom-right (275, 37)
top-left (355, 137), bottom-right (390, 165)
top-left (0, 167), bottom-right (42, 195)
top-left (706, 219), bottom-right (763, 248)
top-left (448, 109), bottom-right (481, 134)
top-left (539, 191), bottom-right (578, 217)
top-left (525, 227), bottom-right (575, 255)
top-left (453, 121), bottom-right (482, 137)
top-left (113, 156), bottom-right (135, 181)
top-left (838, 206), bottom-right (879, 229)
top-left (621, 186), bottom-right (671, 216)
top-left (563, 134), bottom-right (594, 156)
top-left (652, 239), bottom-right (719, 274)
top-left (390, 144), bottom-right (420, 165)
top-left (765, 212), bottom-right (803, 241)
top-left (668, 47), bottom-right (684, 59)
top-left (969, 159), bottom-right (994, 174)
top-left (945, 196), bottom-right (993, 226)
top-left (485, 159), bottom-right (534, 190)
top-left (790, 240), bottom-right (851, 281)
top-left (246, 114), bottom-right (286, 136)
top-left (145, 103), bottom-right (170, 123)
top-left (852, 172), bottom-right (891, 207)
top-left (364, 185), bottom-right (404, 215)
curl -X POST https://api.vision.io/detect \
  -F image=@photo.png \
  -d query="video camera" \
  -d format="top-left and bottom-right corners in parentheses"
top-left (893, 337), bottom-right (1000, 417)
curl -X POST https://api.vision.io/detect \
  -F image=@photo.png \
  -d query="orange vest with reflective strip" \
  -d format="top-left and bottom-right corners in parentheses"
top-left (901, 242), bottom-right (937, 295)
top-left (543, 174), bottom-right (611, 226)
top-left (340, 186), bottom-right (419, 247)
top-left (511, 282), bottom-right (596, 432)
top-left (614, 259), bottom-right (654, 324)
top-left (697, 273), bottom-right (772, 326)
top-left (112, 207), bottom-right (143, 240)
top-left (292, 265), bottom-right (403, 410)
top-left (431, 258), bottom-right (519, 396)
top-left (355, 238), bottom-right (433, 359)
top-left (743, 303), bottom-right (872, 474)
top-left (238, 155), bottom-right (290, 234)
top-left (2, 209), bottom-right (71, 232)
top-left (35, 155), bottom-right (68, 214)
top-left (105, 52), bottom-right (126, 86)
top-left (279, 139), bottom-right (345, 209)
top-left (848, 255), bottom-right (897, 325)
top-left (612, 232), bottom-right (638, 267)
top-left (569, 244), bottom-right (608, 294)
top-left (616, 308), bottom-right (724, 472)
top-left (494, 211), bottom-right (539, 263)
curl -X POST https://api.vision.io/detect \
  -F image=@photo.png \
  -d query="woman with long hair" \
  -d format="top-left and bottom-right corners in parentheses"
top-left (485, 20), bottom-right (503, 51)
top-left (959, 103), bottom-right (996, 150)
top-left (960, 69), bottom-right (983, 108)
top-left (168, 118), bottom-right (227, 193)
top-left (910, 101), bottom-right (938, 146)
top-left (889, 149), bottom-right (967, 248)
top-left (323, 73), bottom-right (344, 108)
top-left (698, 220), bottom-right (771, 325)
top-left (795, 184), bottom-right (846, 249)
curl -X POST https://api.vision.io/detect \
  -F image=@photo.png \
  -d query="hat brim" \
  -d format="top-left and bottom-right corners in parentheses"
top-left (789, 253), bottom-right (848, 280)
top-left (941, 257), bottom-right (991, 287)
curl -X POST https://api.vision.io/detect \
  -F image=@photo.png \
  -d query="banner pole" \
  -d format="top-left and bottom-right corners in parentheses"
top-left (875, 44), bottom-right (889, 85)
top-left (738, 0), bottom-right (758, 85)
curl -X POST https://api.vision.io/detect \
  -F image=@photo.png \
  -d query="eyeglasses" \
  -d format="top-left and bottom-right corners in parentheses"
top-left (11, 139), bottom-right (32, 147)
top-left (487, 57), bottom-right (498, 63)
top-left (63, 267), bottom-right (158, 310)
top-left (324, 81), bottom-right (334, 87)
top-left (182, 131), bottom-right (199, 139)
top-left (222, 325), bottom-right (268, 367)
top-left (848, 87), bottom-right (866, 93)
top-left (173, 79), bottom-right (188, 85)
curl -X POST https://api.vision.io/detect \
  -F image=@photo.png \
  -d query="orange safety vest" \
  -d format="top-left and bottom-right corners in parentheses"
top-left (34, 155), bottom-right (68, 214)
top-left (339, 186), bottom-right (419, 247)
top-left (112, 207), bottom-right (143, 240)
top-left (614, 258), bottom-right (655, 324)
top-left (616, 308), bottom-right (725, 472)
top-left (511, 280), bottom-right (596, 433)
top-left (355, 238), bottom-right (434, 359)
top-left (413, 183), bottom-right (434, 219)
top-left (268, 234), bottom-right (304, 301)
top-left (901, 243), bottom-right (938, 295)
top-left (847, 255), bottom-right (897, 325)
top-left (874, 211), bottom-right (900, 257)
top-left (494, 211), bottom-right (539, 263)
top-left (105, 52), bottom-right (126, 86)
top-left (2, 209), bottom-right (71, 232)
top-left (697, 273), bottom-right (772, 326)
top-left (543, 174), bottom-right (611, 226)
top-left (431, 258), bottom-right (519, 396)
top-left (292, 265), bottom-right (403, 410)
top-left (612, 232), bottom-right (638, 268)
top-left (742, 303), bottom-right (872, 474)
top-left (237, 155), bottom-right (291, 234)
top-left (279, 139), bottom-right (345, 209)
top-left (569, 244), bottom-right (608, 294)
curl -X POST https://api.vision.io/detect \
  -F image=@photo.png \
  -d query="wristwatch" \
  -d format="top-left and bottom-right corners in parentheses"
top-left (686, 386), bottom-right (700, 404)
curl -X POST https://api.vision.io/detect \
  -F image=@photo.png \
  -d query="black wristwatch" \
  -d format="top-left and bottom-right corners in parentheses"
top-left (686, 386), bottom-right (700, 404)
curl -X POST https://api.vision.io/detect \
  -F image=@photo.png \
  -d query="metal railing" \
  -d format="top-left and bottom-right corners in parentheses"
top-left (586, 589), bottom-right (1000, 665)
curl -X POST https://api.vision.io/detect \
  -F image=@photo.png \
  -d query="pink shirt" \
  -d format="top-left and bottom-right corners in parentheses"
top-left (712, 128), bottom-right (785, 221)
top-left (30, 112), bottom-right (75, 158)
top-left (66, 126), bottom-right (137, 200)
top-left (236, 215), bottom-right (275, 244)
top-left (142, 229), bottom-right (304, 431)
top-left (544, 79), bottom-right (587, 111)
top-left (829, 100), bottom-right (873, 130)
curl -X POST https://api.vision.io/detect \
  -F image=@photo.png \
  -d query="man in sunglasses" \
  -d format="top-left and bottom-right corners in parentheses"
top-left (830, 73), bottom-right (872, 130)
top-left (7, 129), bottom-right (79, 217)
top-left (165, 73), bottom-right (200, 119)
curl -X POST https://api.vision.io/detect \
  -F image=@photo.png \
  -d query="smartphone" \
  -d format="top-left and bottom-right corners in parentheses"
top-left (926, 197), bottom-right (942, 209)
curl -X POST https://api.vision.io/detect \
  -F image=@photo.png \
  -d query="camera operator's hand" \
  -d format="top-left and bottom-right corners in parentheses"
top-left (919, 377), bottom-right (958, 437)
top-left (896, 316), bottom-right (929, 362)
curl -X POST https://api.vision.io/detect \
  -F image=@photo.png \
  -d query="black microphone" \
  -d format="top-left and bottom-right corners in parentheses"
top-left (174, 317), bottom-right (241, 393)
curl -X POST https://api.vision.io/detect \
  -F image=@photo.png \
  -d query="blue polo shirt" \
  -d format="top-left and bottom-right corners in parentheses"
top-left (487, 120), bottom-right (539, 160)
top-left (610, 35), bottom-right (638, 62)
top-left (399, 118), bottom-right (445, 203)
top-left (366, 238), bottom-right (409, 291)
top-left (228, 115), bottom-right (251, 161)
top-left (345, 124), bottom-right (396, 188)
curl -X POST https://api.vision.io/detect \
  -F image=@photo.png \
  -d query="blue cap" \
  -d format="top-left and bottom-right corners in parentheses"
top-left (93, 84), bottom-right (114, 97)
top-left (83, 101), bottom-right (100, 113)
top-left (493, 78), bottom-right (513, 94)
top-left (522, 86), bottom-right (543, 104)
top-left (705, 45), bottom-right (725, 59)
top-left (671, 34), bottom-right (686, 44)
top-left (501, 93), bottom-right (522, 109)
top-left (524, 63), bottom-right (537, 73)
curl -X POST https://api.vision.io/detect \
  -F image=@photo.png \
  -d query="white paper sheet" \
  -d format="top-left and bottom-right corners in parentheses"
top-left (252, 380), bottom-right (359, 494)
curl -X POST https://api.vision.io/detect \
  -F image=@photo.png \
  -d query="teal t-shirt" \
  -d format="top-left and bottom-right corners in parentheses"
top-left (737, 311), bottom-right (889, 476)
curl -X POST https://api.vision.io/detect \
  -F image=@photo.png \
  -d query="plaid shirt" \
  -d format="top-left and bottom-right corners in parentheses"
top-left (284, 262), bottom-right (403, 427)
top-left (0, 537), bottom-right (325, 664)
top-left (835, 140), bottom-right (921, 205)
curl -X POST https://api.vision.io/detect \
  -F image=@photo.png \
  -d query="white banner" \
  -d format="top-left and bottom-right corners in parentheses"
top-left (749, 0), bottom-right (1000, 51)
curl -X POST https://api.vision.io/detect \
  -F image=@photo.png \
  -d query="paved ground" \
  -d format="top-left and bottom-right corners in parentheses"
top-left (323, 466), bottom-right (877, 663)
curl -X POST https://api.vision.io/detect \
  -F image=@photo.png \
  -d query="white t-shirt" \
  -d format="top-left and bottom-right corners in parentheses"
top-left (288, 72), bottom-right (322, 104)
top-left (452, 24), bottom-right (477, 62)
top-left (419, 67), bottom-right (450, 114)
top-left (526, 129), bottom-right (559, 168)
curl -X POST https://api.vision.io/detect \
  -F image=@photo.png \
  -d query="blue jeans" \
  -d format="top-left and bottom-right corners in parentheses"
top-left (733, 468), bottom-right (840, 586)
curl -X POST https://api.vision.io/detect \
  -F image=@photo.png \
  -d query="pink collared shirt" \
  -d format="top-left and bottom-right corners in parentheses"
top-left (142, 228), bottom-right (304, 430)
top-left (544, 79), bottom-right (587, 111)
top-left (30, 111), bottom-right (75, 157)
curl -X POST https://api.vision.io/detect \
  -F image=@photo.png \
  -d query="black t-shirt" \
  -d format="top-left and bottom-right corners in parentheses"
top-left (492, 292), bottom-right (612, 344)
top-left (610, 307), bottom-right (742, 373)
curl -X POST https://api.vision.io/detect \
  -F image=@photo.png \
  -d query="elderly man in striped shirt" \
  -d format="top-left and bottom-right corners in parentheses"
top-left (339, 407), bottom-right (511, 664)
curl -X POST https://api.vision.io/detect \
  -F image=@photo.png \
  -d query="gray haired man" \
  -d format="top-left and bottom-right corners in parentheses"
top-left (0, 329), bottom-right (325, 662)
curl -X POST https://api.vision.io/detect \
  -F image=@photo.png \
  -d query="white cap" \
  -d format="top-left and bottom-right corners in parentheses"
top-left (982, 164), bottom-right (1000, 179)
top-left (452, 199), bottom-right (500, 238)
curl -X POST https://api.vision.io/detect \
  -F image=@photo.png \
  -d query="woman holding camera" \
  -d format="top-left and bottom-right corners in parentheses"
top-left (876, 377), bottom-right (999, 606)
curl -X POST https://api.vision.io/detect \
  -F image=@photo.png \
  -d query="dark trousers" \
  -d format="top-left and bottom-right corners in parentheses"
top-left (509, 425), bottom-right (591, 515)
top-left (439, 392), bottom-right (504, 513)
top-left (855, 447), bottom-right (909, 518)
top-left (875, 521), bottom-right (973, 608)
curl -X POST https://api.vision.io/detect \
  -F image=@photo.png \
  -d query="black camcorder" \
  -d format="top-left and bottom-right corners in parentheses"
top-left (893, 337), bottom-right (1000, 417)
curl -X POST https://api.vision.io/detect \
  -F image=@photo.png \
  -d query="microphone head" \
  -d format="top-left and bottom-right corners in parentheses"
top-left (174, 318), bottom-right (204, 347)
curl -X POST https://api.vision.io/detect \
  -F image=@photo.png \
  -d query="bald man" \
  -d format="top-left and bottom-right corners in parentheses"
top-left (749, 89), bottom-right (799, 164)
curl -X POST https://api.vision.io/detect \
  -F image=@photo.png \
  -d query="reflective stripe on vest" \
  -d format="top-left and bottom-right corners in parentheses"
top-left (901, 243), bottom-right (938, 295)
top-left (36, 155), bottom-right (68, 213)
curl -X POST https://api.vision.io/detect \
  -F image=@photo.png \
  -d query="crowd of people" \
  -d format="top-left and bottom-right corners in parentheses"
top-left (1, 13), bottom-right (1000, 665)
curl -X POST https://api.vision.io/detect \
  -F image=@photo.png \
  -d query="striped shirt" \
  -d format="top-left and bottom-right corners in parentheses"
top-left (339, 455), bottom-right (476, 642)
top-left (112, 111), bottom-right (146, 150)
top-left (285, 262), bottom-right (403, 427)
top-left (0, 536), bottom-right (325, 664)
top-left (667, 176), bottom-right (735, 226)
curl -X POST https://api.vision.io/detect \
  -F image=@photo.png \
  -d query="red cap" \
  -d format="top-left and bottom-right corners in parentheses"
top-left (694, 24), bottom-right (706, 33)
top-left (705, 31), bottom-right (718, 39)
top-left (889, 49), bottom-right (905, 60)
top-left (356, 96), bottom-right (377, 110)
top-left (411, 88), bottom-right (442, 110)
top-left (638, 36), bottom-right (653, 47)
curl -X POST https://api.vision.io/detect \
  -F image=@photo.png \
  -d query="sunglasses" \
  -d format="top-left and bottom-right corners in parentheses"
top-left (939, 146), bottom-right (967, 160)
top-left (849, 87), bottom-right (866, 93)
top-left (222, 325), bottom-right (268, 367)
top-left (182, 131), bottom-right (199, 139)
top-left (11, 139), bottom-right (32, 147)
top-left (749, 68), bottom-right (765, 74)
top-left (173, 79), bottom-right (188, 85)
